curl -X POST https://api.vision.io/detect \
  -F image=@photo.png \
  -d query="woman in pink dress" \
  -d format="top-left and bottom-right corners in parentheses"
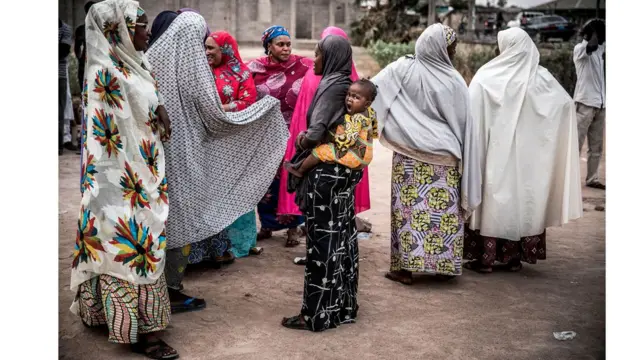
top-left (248, 26), bottom-right (313, 247)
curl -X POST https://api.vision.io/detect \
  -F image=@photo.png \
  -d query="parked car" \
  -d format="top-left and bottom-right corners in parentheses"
top-left (507, 11), bottom-right (545, 28)
top-left (522, 15), bottom-right (577, 42)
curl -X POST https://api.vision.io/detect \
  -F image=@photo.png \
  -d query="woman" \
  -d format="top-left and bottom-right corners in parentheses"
top-left (281, 35), bottom-right (361, 332)
top-left (71, 1), bottom-right (177, 358)
top-left (248, 25), bottom-right (313, 247)
top-left (280, 26), bottom-right (370, 265)
top-left (201, 30), bottom-right (261, 258)
top-left (463, 27), bottom-right (582, 273)
top-left (146, 12), bottom-right (289, 313)
top-left (371, 24), bottom-right (482, 285)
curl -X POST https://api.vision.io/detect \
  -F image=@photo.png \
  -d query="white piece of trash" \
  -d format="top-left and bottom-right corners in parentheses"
top-left (553, 331), bottom-right (577, 341)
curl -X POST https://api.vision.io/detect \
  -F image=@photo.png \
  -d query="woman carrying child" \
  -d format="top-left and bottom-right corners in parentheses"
top-left (281, 35), bottom-right (367, 332)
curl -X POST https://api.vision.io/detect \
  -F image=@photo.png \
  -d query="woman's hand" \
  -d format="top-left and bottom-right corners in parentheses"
top-left (222, 104), bottom-right (231, 112)
top-left (156, 105), bottom-right (171, 141)
top-left (295, 132), bottom-right (306, 150)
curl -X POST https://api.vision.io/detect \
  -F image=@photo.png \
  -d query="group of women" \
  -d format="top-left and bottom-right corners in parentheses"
top-left (70, 0), bottom-right (584, 358)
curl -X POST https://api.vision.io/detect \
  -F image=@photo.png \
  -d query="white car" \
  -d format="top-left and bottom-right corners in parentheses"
top-left (507, 11), bottom-right (545, 28)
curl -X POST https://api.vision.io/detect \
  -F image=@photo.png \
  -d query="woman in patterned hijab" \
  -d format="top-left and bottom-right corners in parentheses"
top-left (371, 23), bottom-right (482, 285)
top-left (146, 11), bottom-right (289, 314)
top-left (70, 0), bottom-right (178, 358)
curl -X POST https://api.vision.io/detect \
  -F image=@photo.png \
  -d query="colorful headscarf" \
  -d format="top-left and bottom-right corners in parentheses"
top-left (136, 7), bottom-right (145, 17)
top-left (261, 25), bottom-right (290, 54)
top-left (443, 24), bottom-right (457, 46)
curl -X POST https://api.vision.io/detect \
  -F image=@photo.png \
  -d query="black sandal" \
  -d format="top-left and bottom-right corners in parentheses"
top-left (285, 229), bottom-right (300, 247)
top-left (131, 338), bottom-right (179, 359)
top-left (281, 315), bottom-right (309, 330)
top-left (169, 290), bottom-right (207, 314)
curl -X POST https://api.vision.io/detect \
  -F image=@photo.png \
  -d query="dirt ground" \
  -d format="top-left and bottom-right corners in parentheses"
top-left (58, 48), bottom-right (605, 360)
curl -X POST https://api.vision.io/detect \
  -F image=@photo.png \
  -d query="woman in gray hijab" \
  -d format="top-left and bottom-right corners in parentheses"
top-left (282, 35), bottom-right (362, 332)
top-left (371, 24), bottom-right (482, 285)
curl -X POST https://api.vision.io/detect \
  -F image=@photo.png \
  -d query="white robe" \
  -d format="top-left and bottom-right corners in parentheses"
top-left (467, 28), bottom-right (583, 241)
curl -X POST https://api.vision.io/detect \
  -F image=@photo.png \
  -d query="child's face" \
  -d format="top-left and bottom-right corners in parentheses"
top-left (345, 83), bottom-right (371, 115)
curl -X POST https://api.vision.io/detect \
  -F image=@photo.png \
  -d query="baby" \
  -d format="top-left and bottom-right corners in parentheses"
top-left (286, 79), bottom-right (379, 178)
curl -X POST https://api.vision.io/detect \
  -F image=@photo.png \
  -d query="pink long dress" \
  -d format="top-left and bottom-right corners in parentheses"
top-left (277, 26), bottom-right (371, 216)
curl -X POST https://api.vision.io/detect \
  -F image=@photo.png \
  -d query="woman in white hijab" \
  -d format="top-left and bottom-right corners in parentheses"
top-left (463, 27), bottom-right (582, 274)
top-left (372, 24), bottom-right (482, 285)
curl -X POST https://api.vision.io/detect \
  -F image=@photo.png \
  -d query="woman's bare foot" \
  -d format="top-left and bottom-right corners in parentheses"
top-left (385, 270), bottom-right (413, 285)
top-left (285, 228), bottom-right (301, 247)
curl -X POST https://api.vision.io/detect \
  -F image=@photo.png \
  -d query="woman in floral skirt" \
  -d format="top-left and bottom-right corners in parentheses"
top-left (371, 24), bottom-right (482, 285)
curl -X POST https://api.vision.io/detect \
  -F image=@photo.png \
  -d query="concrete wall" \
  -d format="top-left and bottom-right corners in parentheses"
top-left (60, 0), bottom-right (365, 42)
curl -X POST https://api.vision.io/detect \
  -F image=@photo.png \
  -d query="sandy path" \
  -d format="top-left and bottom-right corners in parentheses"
top-left (58, 48), bottom-right (604, 360)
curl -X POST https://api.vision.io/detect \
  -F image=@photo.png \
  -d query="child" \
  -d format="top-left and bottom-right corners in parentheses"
top-left (286, 79), bottom-right (378, 178)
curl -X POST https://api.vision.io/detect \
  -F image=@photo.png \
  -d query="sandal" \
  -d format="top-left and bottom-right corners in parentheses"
top-left (463, 260), bottom-right (493, 274)
top-left (214, 251), bottom-right (235, 265)
top-left (131, 337), bottom-right (179, 359)
top-left (257, 229), bottom-right (272, 241)
top-left (169, 289), bottom-right (207, 314)
top-left (285, 229), bottom-right (300, 247)
top-left (249, 247), bottom-right (264, 256)
top-left (385, 271), bottom-right (413, 285)
top-left (281, 315), bottom-right (310, 330)
top-left (293, 256), bottom-right (307, 266)
top-left (505, 260), bottom-right (523, 272)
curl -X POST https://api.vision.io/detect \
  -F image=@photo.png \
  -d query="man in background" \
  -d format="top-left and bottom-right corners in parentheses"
top-left (573, 19), bottom-right (606, 190)
top-left (74, 1), bottom-right (96, 89)
top-left (59, 19), bottom-right (73, 155)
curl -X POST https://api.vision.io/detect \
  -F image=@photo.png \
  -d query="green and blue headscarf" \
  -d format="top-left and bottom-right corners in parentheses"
top-left (261, 25), bottom-right (290, 54)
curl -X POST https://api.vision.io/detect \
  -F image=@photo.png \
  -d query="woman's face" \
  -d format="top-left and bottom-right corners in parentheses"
top-left (205, 37), bottom-right (223, 67)
top-left (446, 39), bottom-right (457, 61)
top-left (313, 45), bottom-right (323, 76)
top-left (133, 13), bottom-right (150, 52)
top-left (268, 35), bottom-right (292, 62)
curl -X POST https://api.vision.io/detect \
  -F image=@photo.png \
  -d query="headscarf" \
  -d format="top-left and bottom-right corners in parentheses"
top-left (277, 26), bottom-right (369, 216)
top-left (208, 30), bottom-right (256, 111)
top-left (148, 10), bottom-right (178, 48)
top-left (305, 35), bottom-right (353, 142)
top-left (209, 30), bottom-right (247, 75)
top-left (288, 35), bottom-right (354, 210)
top-left (71, 0), bottom-right (168, 300)
top-left (177, 7), bottom-right (210, 34)
top-left (261, 25), bottom-right (290, 54)
top-left (371, 23), bottom-right (482, 217)
top-left (443, 24), bottom-right (457, 46)
top-left (146, 12), bottom-right (290, 250)
top-left (466, 27), bottom-right (582, 238)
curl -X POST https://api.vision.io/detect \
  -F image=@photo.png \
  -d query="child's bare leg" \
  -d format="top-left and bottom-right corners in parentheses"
top-left (285, 155), bottom-right (320, 178)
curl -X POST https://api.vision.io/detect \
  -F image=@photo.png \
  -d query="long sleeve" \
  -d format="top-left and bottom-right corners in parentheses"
top-left (229, 75), bottom-right (258, 111)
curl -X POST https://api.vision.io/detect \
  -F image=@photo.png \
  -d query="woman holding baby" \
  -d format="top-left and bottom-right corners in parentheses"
top-left (281, 35), bottom-right (378, 332)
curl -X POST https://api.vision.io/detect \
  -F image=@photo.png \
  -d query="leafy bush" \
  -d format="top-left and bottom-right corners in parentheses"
top-left (368, 40), bottom-right (577, 94)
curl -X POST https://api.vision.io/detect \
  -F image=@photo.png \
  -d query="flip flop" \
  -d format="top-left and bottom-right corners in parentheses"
top-left (249, 247), bottom-right (264, 256)
top-left (293, 257), bottom-right (307, 265)
top-left (131, 338), bottom-right (179, 359)
top-left (170, 296), bottom-right (206, 314)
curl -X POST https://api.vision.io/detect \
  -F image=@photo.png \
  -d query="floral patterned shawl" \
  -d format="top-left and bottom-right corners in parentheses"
top-left (248, 54), bottom-right (313, 124)
top-left (70, 0), bottom-right (168, 302)
top-left (209, 31), bottom-right (257, 111)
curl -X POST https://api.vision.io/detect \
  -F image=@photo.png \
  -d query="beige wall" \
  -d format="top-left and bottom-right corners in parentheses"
top-left (61, 0), bottom-right (364, 42)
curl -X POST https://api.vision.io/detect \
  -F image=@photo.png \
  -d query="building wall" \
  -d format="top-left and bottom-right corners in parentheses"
top-left (60, 0), bottom-right (364, 42)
